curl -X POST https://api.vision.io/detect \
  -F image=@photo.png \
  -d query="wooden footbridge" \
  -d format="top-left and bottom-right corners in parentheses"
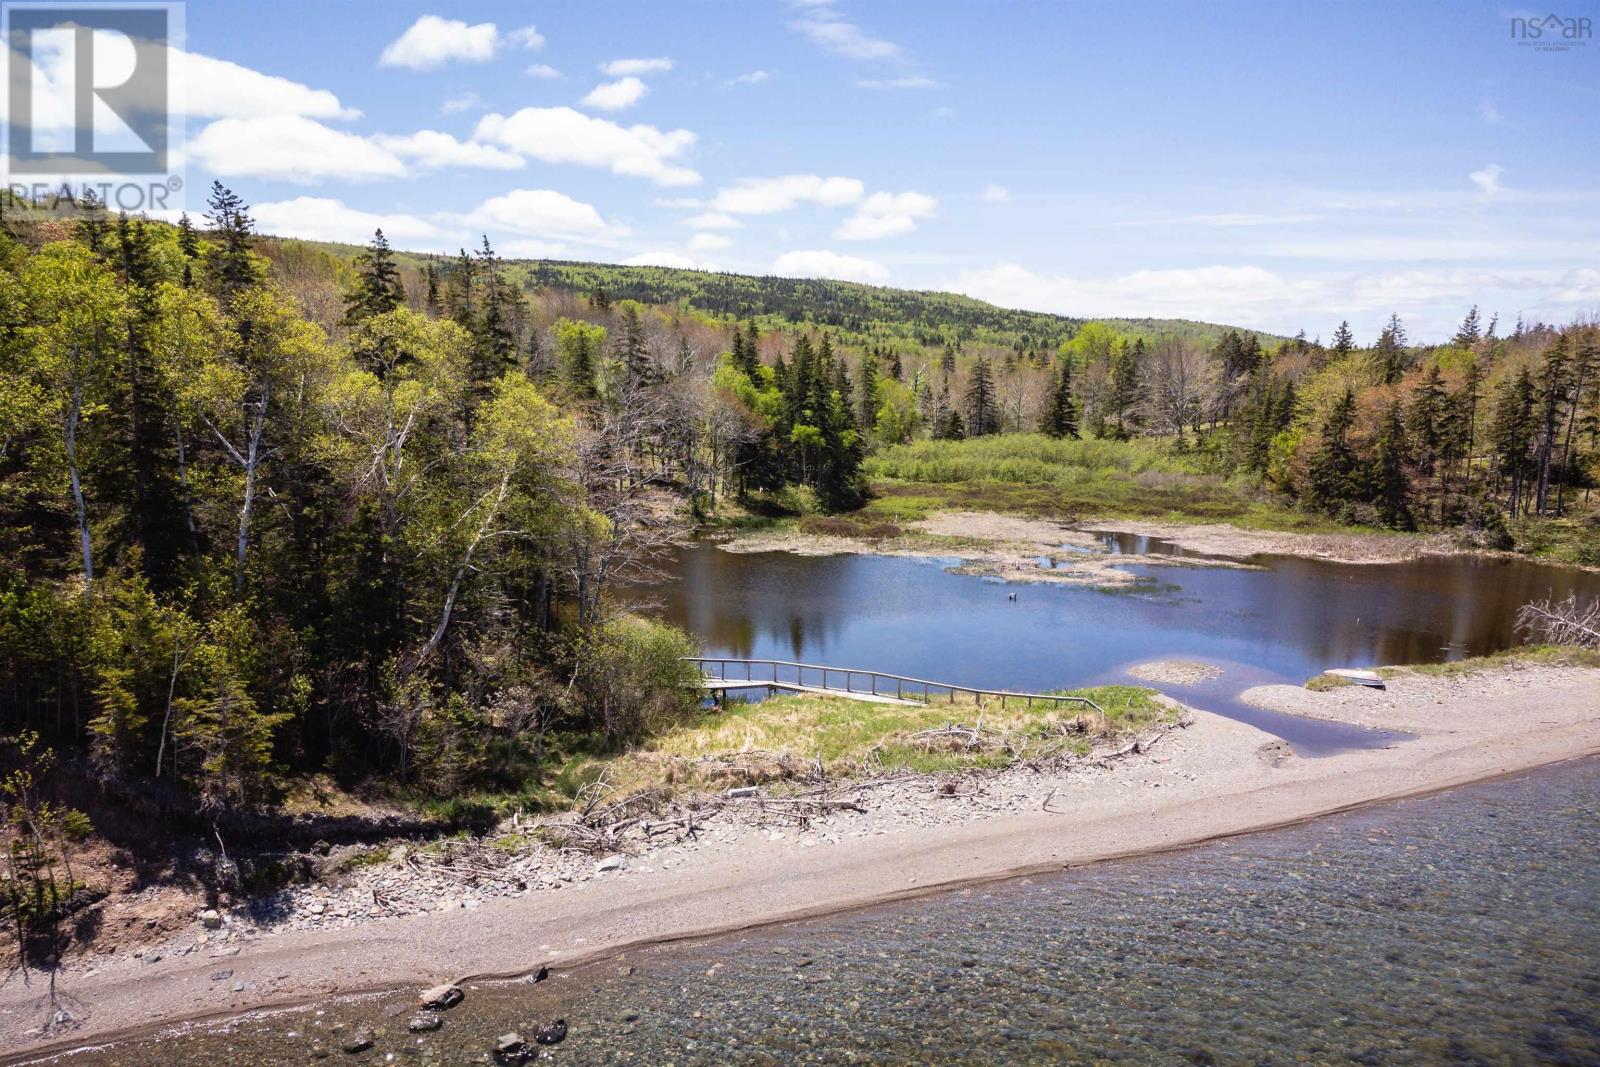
top-left (687, 657), bottom-right (1104, 713)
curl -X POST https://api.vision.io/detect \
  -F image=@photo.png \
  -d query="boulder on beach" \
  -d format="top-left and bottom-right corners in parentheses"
top-left (341, 1027), bottom-right (375, 1053)
top-left (419, 982), bottom-right (464, 1010)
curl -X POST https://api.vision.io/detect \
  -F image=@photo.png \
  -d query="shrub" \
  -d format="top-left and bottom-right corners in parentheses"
top-left (576, 617), bottom-right (701, 744)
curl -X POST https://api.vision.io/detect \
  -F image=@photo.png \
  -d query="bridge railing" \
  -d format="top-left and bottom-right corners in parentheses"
top-left (685, 657), bottom-right (1104, 714)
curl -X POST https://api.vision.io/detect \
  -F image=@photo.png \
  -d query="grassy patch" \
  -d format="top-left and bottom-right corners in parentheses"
top-left (858, 434), bottom-right (1359, 533)
top-left (1505, 515), bottom-right (1600, 568)
top-left (592, 685), bottom-right (1172, 793)
top-left (1304, 674), bottom-right (1358, 691)
top-left (1377, 644), bottom-right (1600, 679)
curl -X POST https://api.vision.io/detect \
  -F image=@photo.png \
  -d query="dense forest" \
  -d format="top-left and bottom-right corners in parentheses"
top-left (2, 184), bottom-right (1597, 847)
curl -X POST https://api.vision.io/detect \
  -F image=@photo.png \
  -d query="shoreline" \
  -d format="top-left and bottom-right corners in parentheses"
top-left (6, 662), bottom-right (1599, 1061)
top-left (13, 751), bottom-right (1597, 1066)
top-left (716, 510), bottom-right (1473, 586)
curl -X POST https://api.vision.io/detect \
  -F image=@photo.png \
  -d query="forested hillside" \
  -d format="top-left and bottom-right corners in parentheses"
top-left (266, 235), bottom-right (1282, 354)
top-left (0, 184), bottom-right (1595, 937)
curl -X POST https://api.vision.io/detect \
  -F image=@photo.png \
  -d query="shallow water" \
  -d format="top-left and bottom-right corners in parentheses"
top-left (66, 757), bottom-right (1600, 1065)
top-left (636, 541), bottom-right (1600, 754)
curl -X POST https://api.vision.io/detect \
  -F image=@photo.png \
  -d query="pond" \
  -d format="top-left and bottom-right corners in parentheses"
top-left (63, 756), bottom-right (1600, 1065)
top-left (634, 539), bottom-right (1600, 755)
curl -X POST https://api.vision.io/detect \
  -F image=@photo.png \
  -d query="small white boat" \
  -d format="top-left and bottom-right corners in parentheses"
top-left (1323, 668), bottom-right (1385, 688)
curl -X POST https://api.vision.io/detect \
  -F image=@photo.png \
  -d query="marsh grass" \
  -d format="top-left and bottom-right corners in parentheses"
top-left (590, 685), bottom-right (1172, 794)
top-left (1376, 645), bottom-right (1600, 679)
top-left (860, 434), bottom-right (1352, 532)
top-left (1304, 674), bottom-right (1358, 691)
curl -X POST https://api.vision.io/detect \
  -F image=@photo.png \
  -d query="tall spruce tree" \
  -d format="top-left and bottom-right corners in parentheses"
top-left (473, 236), bottom-right (518, 388)
top-left (203, 182), bottom-right (259, 298)
top-left (1308, 389), bottom-right (1362, 512)
top-left (856, 352), bottom-right (879, 430)
top-left (344, 228), bottom-right (405, 325)
top-left (1330, 320), bottom-right (1355, 362)
top-left (1373, 399), bottom-right (1413, 529)
top-left (1040, 359), bottom-right (1078, 438)
top-left (964, 357), bottom-right (999, 437)
top-left (1373, 314), bottom-right (1409, 385)
top-left (176, 212), bottom-right (200, 288)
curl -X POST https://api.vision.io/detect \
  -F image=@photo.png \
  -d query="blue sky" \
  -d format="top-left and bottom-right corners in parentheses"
top-left (162, 0), bottom-right (1599, 340)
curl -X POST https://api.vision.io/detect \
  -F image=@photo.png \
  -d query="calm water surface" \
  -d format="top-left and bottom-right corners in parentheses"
top-left (65, 757), bottom-right (1600, 1065)
top-left (637, 541), bottom-right (1600, 754)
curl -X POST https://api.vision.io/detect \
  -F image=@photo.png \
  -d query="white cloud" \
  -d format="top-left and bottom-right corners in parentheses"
top-left (582, 76), bottom-right (649, 111)
top-left (856, 76), bottom-right (939, 90)
top-left (186, 116), bottom-right (406, 183)
top-left (712, 174), bottom-right (864, 214)
top-left (1184, 212), bottom-right (1320, 227)
top-left (834, 190), bottom-right (936, 240)
top-left (623, 250), bottom-right (708, 270)
top-left (6, 43), bottom-right (359, 135)
top-left (474, 106), bottom-right (699, 185)
top-left (771, 249), bottom-right (889, 284)
top-left (179, 51), bottom-right (359, 119)
top-left (688, 232), bottom-right (733, 252)
top-left (373, 130), bottom-right (523, 170)
top-left (790, 7), bottom-right (903, 61)
top-left (726, 69), bottom-right (771, 86)
top-left (461, 188), bottom-right (620, 240)
top-left (1480, 99), bottom-right (1502, 124)
top-left (979, 183), bottom-right (1010, 203)
top-left (252, 197), bottom-right (443, 245)
top-left (1469, 163), bottom-right (1504, 197)
top-left (681, 212), bottom-right (742, 230)
top-left (600, 57), bottom-right (674, 76)
top-left (943, 261), bottom-right (1600, 339)
top-left (506, 26), bottom-right (546, 50)
top-left (379, 16), bottom-right (542, 71)
top-left (525, 64), bottom-right (563, 79)
top-left (498, 238), bottom-right (568, 259)
top-left (380, 16), bottom-right (498, 69)
top-left (441, 91), bottom-right (484, 115)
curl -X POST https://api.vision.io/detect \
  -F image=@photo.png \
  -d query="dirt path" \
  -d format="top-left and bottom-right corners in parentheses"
top-left (5, 663), bottom-right (1598, 1061)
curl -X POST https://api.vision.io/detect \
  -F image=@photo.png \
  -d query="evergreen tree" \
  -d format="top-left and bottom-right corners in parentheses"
top-left (176, 212), bottom-right (200, 289)
top-left (203, 182), bottom-right (259, 297)
top-left (888, 349), bottom-right (902, 381)
top-left (618, 305), bottom-right (655, 391)
top-left (473, 236), bottom-right (518, 389)
top-left (856, 352), bottom-right (879, 431)
top-left (1373, 313), bottom-right (1409, 385)
top-left (964, 357), bottom-right (999, 437)
top-left (1307, 389), bottom-right (1362, 512)
top-left (731, 321), bottom-right (761, 379)
top-left (1408, 365), bottom-right (1446, 480)
top-left (1330, 320), bottom-right (1355, 361)
top-left (1372, 399), bottom-right (1413, 529)
top-left (447, 247), bottom-right (476, 330)
top-left (113, 214), bottom-right (183, 587)
top-left (1533, 335), bottom-right (1572, 513)
top-left (1453, 306), bottom-right (1483, 348)
top-left (1110, 339), bottom-right (1142, 437)
top-left (344, 228), bottom-right (406, 325)
top-left (75, 190), bottom-right (110, 256)
top-left (423, 260), bottom-right (441, 315)
top-left (1040, 359), bottom-right (1078, 438)
top-left (1489, 369), bottom-right (1536, 516)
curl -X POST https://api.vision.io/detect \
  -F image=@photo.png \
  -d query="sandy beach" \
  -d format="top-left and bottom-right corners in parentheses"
top-left (4, 660), bottom-right (1598, 1061)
